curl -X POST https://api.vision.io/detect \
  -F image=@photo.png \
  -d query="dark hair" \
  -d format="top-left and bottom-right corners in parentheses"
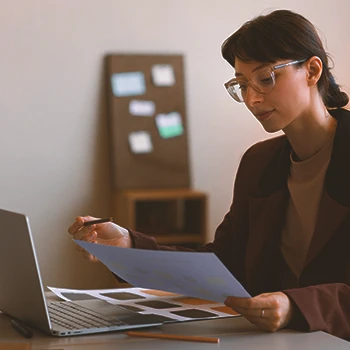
top-left (221, 10), bottom-right (349, 109)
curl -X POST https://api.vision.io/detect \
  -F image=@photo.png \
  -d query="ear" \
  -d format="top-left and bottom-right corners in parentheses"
top-left (305, 56), bottom-right (323, 86)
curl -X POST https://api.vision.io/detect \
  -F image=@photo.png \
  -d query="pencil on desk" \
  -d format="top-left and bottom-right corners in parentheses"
top-left (125, 331), bottom-right (220, 343)
top-left (83, 217), bottom-right (114, 226)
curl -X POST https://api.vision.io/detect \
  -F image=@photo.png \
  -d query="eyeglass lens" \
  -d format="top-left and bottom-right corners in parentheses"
top-left (229, 69), bottom-right (275, 102)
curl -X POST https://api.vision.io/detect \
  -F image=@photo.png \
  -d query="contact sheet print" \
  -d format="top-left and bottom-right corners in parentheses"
top-left (48, 286), bottom-right (240, 323)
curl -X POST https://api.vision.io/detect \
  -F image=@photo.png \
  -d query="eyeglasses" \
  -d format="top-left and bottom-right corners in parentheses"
top-left (224, 59), bottom-right (306, 103)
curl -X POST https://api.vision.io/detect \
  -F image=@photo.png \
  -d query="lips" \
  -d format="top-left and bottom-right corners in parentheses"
top-left (255, 109), bottom-right (274, 121)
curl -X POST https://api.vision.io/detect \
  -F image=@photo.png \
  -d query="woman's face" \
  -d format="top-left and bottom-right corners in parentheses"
top-left (234, 58), bottom-right (310, 133)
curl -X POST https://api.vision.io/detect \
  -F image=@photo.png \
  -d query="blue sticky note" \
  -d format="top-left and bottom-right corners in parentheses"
top-left (111, 72), bottom-right (146, 97)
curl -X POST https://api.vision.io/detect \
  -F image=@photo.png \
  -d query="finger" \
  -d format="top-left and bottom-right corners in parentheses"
top-left (225, 295), bottom-right (275, 319)
top-left (88, 239), bottom-right (99, 262)
top-left (225, 296), bottom-right (255, 310)
top-left (244, 313), bottom-right (282, 332)
top-left (233, 306), bottom-right (265, 318)
top-left (82, 250), bottom-right (93, 260)
top-left (82, 229), bottom-right (97, 242)
top-left (82, 247), bottom-right (99, 263)
top-left (68, 217), bottom-right (85, 235)
top-left (72, 225), bottom-right (97, 241)
top-left (75, 244), bottom-right (85, 253)
top-left (236, 297), bottom-right (289, 333)
top-left (74, 231), bottom-right (97, 254)
top-left (225, 293), bottom-right (276, 310)
top-left (244, 314), bottom-right (275, 332)
top-left (68, 215), bottom-right (97, 235)
top-left (88, 255), bottom-right (99, 263)
top-left (81, 240), bottom-right (96, 261)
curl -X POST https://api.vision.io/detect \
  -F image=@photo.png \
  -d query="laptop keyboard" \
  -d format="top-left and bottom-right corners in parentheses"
top-left (48, 301), bottom-right (126, 330)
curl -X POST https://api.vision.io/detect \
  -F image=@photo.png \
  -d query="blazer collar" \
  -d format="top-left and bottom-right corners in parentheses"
top-left (325, 108), bottom-right (350, 208)
top-left (304, 190), bottom-right (349, 267)
top-left (257, 136), bottom-right (290, 196)
top-left (251, 108), bottom-right (350, 273)
top-left (257, 108), bottom-right (350, 209)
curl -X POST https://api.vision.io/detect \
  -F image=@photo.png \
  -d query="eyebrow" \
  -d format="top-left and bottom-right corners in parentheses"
top-left (235, 62), bottom-right (271, 78)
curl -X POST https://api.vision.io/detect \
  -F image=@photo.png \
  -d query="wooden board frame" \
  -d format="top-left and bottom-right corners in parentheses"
top-left (105, 54), bottom-right (191, 189)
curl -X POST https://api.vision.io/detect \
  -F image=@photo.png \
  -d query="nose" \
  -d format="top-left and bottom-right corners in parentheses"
top-left (244, 85), bottom-right (264, 107)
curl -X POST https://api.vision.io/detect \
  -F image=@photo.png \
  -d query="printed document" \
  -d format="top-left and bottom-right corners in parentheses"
top-left (74, 240), bottom-right (250, 303)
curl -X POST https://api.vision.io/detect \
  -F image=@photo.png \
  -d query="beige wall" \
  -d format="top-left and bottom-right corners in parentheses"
top-left (1, 0), bottom-right (349, 289)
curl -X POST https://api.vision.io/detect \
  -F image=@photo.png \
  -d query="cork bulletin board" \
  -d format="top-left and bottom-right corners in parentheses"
top-left (105, 54), bottom-right (191, 189)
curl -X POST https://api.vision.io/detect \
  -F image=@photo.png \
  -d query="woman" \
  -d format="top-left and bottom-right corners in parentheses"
top-left (69, 10), bottom-right (350, 340)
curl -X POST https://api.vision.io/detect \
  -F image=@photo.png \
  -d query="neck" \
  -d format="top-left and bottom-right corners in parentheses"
top-left (283, 105), bottom-right (337, 161)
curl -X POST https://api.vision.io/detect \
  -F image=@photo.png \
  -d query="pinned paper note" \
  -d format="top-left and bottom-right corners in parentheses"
top-left (129, 100), bottom-right (156, 116)
top-left (128, 131), bottom-right (153, 154)
top-left (155, 112), bottom-right (184, 138)
top-left (111, 72), bottom-right (146, 97)
top-left (151, 64), bottom-right (175, 86)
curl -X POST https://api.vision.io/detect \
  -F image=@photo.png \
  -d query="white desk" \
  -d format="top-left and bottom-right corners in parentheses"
top-left (1, 311), bottom-right (349, 350)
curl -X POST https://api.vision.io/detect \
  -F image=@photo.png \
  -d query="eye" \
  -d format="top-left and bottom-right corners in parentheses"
top-left (238, 82), bottom-right (248, 91)
top-left (259, 76), bottom-right (273, 85)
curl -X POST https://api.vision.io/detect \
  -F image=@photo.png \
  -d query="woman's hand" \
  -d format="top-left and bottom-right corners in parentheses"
top-left (68, 216), bottom-right (132, 262)
top-left (225, 292), bottom-right (294, 332)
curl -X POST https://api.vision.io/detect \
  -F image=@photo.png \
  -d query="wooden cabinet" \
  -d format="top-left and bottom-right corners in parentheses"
top-left (113, 188), bottom-right (207, 248)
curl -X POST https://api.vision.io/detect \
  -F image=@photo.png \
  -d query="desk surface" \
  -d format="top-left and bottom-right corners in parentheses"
top-left (0, 311), bottom-right (349, 350)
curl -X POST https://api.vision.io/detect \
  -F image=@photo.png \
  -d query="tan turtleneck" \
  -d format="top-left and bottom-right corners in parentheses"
top-left (280, 134), bottom-right (334, 279)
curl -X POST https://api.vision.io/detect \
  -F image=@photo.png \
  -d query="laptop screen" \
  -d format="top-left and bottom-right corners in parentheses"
top-left (0, 209), bottom-right (51, 333)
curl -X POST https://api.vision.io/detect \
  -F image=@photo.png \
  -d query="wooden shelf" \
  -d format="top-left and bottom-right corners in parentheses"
top-left (119, 188), bottom-right (206, 200)
top-left (113, 188), bottom-right (207, 247)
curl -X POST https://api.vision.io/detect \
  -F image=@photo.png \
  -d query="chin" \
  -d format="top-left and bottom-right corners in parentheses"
top-left (261, 123), bottom-right (283, 134)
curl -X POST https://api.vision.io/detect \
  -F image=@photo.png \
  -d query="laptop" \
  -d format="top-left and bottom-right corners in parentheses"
top-left (0, 208), bottom-right (170, 336)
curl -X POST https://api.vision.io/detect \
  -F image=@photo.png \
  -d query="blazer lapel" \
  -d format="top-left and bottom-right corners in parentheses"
top-left (245, 137), bottom-right (291, 293)
top-left (304, 190), bottom-right (349, 267)
top-left (248, 189), bottom-right (289, 254)
top-left (245, 188), bottom-right (289, 293)
top-left (303, 109), bottom-right (350, 267)
top-left (326, 109), bottom-right (350, 208)
top-left (243, 108), bottom-right (350, 293)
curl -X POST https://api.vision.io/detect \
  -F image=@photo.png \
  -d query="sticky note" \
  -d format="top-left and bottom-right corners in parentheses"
top-left (151, 64), bottom-right (175, 86)
top-left (155, 112), bottom-right (183, 138)
top-left (128, 131), bottom-right (153, 154)
top-left (111, 72), bottom-right (146, 97)
top-left (129, 100), bottom-right (156, 116)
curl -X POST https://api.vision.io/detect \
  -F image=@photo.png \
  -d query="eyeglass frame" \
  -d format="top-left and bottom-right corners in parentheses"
top-left (224, 59), bottom-right (307, 103)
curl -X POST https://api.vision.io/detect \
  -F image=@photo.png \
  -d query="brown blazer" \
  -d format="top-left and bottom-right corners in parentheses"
top-left (130, 108), bottom-right (350, 340)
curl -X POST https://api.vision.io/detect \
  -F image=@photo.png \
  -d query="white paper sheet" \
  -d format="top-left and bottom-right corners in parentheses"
top-left (74, 240), bottom-right (251, 303)
top-left (128, 131), bottom-right (153, 154)
top-left (111, 72), bottom-right (146, 97)
top-left (48, 286), bottom-right (240, 322)
top-left (151, 64), bottom-right (175, 86)
top-left (129, 100), bottom-right (155, 116)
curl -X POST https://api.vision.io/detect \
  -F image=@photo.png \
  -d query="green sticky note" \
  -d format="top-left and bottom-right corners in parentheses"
top-left (155, 112), bottom-right (184, 139)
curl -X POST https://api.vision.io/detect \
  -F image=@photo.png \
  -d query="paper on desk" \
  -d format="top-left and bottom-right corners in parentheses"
top-left (74, 240), bottom-right (250, 303)
top-left (48, 286), bottom-right (240, 322)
